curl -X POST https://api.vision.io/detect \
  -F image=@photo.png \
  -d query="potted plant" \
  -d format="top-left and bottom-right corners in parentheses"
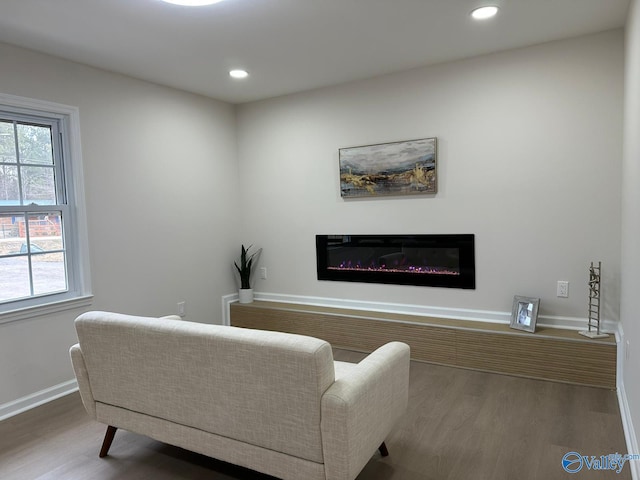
top-left (234, 244), bottom-right (259, 304)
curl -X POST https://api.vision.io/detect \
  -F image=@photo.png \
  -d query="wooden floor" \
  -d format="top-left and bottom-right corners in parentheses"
top-left (0, 350), bottom-right (631, 480)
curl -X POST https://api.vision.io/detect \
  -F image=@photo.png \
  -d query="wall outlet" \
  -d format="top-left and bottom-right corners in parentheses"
top-left (260, 267), bottom-right (267, 280)
top-left (557, 281), bottom-right (569, 298)
top-left (177, 301), bottom-right (186, 318)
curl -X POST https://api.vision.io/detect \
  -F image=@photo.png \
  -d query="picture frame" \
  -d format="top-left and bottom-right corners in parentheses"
top-left (339, 137), bottom-right (437, 198)
top-left (509, 296), bottom-right (540, 333)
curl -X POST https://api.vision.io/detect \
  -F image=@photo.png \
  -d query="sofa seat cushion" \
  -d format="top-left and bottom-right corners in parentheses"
top-left (334, 360), bottom-right (357, 381)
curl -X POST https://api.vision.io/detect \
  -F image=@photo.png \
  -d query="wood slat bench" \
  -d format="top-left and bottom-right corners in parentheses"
top-left (230, 301), bottom-right (617, 389)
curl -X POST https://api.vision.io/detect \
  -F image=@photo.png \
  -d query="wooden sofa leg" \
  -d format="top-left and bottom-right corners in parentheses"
top-left (378, 442), bottom-right (389, 457)
top-left (99, 425), bottom-right (118, 458)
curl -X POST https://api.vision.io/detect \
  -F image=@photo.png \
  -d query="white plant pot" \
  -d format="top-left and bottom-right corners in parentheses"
top-left (238, 288), bottom-right (254, 304)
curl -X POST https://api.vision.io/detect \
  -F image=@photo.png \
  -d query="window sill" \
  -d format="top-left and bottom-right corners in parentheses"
top-left (0, 295), bottom-right (94, 325)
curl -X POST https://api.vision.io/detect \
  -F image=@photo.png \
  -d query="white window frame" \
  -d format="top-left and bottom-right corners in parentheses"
top-left (0, 93), bottom-right (92, 323)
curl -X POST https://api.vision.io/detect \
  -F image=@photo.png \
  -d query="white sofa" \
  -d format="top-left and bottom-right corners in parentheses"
top-left (70, 311), bottom-right (410, 480)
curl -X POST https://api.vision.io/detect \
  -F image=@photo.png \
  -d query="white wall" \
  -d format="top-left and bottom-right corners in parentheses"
top-left (0, 28), bottom-right (629, 423)
top-left (622, 0), bottom-right (640, 461)
top-left (0, 42), bottom-right (239, 405)
top-left (237, 31), bottom-right (624, 320)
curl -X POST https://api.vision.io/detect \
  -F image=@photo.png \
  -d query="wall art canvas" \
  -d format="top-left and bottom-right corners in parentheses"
top-left (339, 137), bottom-right (437, 198)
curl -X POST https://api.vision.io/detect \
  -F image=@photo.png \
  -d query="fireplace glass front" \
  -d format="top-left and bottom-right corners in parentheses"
top-left (316, 234), bottom-right (475, 289)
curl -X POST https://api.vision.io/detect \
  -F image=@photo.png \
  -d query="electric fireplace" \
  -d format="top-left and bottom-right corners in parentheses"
top-left (316, 234), bottom-right (475, 289)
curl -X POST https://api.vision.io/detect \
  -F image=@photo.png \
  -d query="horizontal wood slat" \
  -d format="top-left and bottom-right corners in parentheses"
top-left (230, 301), bottom-right (617, 389)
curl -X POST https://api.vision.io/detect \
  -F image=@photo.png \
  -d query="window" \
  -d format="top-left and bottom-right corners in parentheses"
top-left (0, 94), bottom-right (91, 320)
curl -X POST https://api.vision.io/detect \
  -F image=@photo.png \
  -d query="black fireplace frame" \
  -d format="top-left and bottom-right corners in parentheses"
top-left (316, 234), bottom-right (475, 289)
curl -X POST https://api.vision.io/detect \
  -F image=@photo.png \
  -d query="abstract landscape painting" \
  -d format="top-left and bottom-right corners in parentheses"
top-left (339, 137), bottom-right (437, 198)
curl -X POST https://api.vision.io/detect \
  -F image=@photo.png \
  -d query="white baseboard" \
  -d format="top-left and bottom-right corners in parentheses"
top-left (222, 293), bottom-right (238, 326)
top-left (617, 323), bottom-right (639, 480)
top-left (0, 379), bottom-right (78, 422)
top-left (222, 291), bottom-right (619, 333)
top-left (618, 382), bottom-right (639, 479)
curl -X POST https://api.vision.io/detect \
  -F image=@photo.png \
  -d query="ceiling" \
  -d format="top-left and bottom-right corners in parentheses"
top-left (0, 0), bottom-right (630, 104)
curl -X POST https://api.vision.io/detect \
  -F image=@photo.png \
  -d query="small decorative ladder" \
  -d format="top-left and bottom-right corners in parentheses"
top-left (579, 261), bottom-right (608, 339)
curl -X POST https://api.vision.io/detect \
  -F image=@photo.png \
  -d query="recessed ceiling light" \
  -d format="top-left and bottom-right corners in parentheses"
top-left (229, 69), bottom-right (249, 79)
top-left (161, 0), bottom-right (224, 6)
top-left (471, 5), bottom-right (499, 20)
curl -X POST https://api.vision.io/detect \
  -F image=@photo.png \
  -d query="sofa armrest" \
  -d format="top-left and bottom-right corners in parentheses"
top-left (321, 342), bottom-right (410, 480)
top-left (70, 344), bottom-right (97, 420)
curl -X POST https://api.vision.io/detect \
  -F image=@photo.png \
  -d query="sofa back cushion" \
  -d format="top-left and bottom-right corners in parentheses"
top-left (75, 311), bottom-right (335, 463)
